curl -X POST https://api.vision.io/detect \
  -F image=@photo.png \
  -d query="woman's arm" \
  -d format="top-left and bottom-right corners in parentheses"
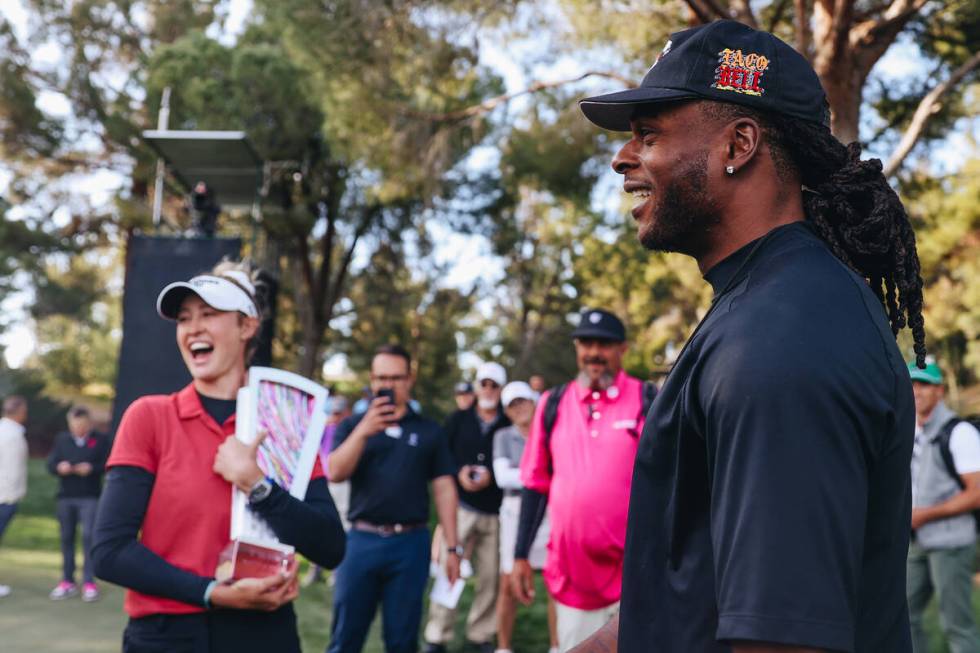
top-left (248, 477), bottom-right (346, 569)
top-left (91, 466), bottom-right (212, 607)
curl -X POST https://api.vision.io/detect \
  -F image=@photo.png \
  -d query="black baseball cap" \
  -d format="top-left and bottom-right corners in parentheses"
top-left (454, 382), bottom-right (474, 394)
top-left (571, 309), bottom-right (626, 342)
top-left (580, 20), bottom-right (829, 131)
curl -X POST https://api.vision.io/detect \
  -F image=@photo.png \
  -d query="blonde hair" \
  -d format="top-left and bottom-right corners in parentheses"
top-left (210, 259), bottom-right (267, 364)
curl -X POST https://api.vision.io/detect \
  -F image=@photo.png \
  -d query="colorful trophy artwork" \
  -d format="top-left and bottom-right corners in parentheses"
top-left (215, 367), bottom-right (328, 582)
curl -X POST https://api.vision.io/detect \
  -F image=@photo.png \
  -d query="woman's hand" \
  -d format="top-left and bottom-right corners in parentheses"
top-left (213, 431), bottom-right (267, 492)
top-left (209, 561), bottom-right (300, 611)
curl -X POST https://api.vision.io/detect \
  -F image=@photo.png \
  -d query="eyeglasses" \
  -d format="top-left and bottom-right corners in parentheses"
top-left (479, 380), bottom-right (500, 389)
top-left (371, 374), bottom-right (409, 383)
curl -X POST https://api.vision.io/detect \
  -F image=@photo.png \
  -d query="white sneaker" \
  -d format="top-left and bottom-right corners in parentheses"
top-left (0, 584), bottom-right (10, 597)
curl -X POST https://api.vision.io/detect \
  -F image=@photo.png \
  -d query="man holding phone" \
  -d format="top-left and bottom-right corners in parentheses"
top-left (424, 362), bottom-right (512, 653)
top-left (327, 344), bottom-right (460, 653)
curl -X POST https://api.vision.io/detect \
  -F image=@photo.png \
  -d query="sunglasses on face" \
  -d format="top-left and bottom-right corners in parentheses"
top-left (479, 380), bottom-right (500, 390)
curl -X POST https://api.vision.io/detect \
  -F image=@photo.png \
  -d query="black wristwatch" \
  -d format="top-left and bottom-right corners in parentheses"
top-left (247, 477), bottom-right (274, 504)
top-left (447, 544), bottom-right (464, 557)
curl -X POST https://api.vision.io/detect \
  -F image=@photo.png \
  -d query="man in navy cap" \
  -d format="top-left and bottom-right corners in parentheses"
top-left (572, 19), bottom-right (922, 653)
top-left (512, 308), bottom-right (654, 651)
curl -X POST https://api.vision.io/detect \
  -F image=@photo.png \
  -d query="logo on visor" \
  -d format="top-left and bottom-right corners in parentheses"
top-left (712, 48), bottom-right (769, 96)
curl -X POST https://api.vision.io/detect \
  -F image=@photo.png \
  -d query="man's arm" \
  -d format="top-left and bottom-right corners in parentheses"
top-left (432, 474), bottom-right (460, 583)
top-left (327, 398), bottom-right (392, 481)
top-left (912, 471), bottom-right (980, 529)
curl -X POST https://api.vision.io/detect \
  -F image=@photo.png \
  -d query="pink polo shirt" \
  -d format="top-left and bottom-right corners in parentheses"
top-left (520, 369), bottom-right (646, 610)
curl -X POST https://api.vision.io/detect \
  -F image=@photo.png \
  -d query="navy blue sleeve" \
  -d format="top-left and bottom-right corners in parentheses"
top-left (330, 415), bottom-right (359, 453)
top-left (92, 432), bottom-right (111, 475)
top-left (46, 434), bottom-right (64, 475)
top-left (514, 488), bottom-right (548, 559)
top-left (429, 425), bottom-right (456, 480)
top-left (248, 477), bottom-right (346, 569)
top-left (91, 466), bottom-right (211, 607)
top-left (699, 338), bottom-right (869, 652)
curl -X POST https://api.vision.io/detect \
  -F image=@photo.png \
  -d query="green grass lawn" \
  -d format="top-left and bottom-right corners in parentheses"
top-left (0, 460), bottom-right (552, 653)
top-left (1, 459), bottom-right (971, 653)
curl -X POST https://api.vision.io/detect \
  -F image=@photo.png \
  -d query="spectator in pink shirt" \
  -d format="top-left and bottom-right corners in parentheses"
top-left (512, 309), bottom-right (655, 651)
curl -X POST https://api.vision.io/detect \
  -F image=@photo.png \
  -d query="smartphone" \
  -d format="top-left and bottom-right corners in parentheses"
top-left (376, 388), bottom-right (395, 404)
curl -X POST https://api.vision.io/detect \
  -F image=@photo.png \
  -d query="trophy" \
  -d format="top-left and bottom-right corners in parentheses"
top-left (215, 367), bottom-right (328, 582)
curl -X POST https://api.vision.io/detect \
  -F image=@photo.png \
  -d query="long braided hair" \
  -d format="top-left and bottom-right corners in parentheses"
top-left (702, 102), bottom-right (927, 366)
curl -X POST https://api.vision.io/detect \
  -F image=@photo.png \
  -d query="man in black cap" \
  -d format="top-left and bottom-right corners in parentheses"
top-left (512, 308), bottom-right (654, 651)
top-left (571, 19), bottom-right (921, 653)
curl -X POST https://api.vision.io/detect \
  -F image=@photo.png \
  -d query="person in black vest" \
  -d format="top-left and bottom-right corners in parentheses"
top-left (424, 362), bottom-right (511, 653)
top-left (47, 405), bottom-right (110, 602)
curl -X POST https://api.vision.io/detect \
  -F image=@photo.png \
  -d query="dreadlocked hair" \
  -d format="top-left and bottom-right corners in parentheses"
top-left (700, 101), bottom-right (927, 367)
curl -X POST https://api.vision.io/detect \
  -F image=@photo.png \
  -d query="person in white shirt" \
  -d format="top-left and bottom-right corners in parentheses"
top-left (492, 381), bottom-right (557, 653)
top-left (907, 360), bottom-right (980, 653)
top-left (0, 395), bottom-right (29, 598)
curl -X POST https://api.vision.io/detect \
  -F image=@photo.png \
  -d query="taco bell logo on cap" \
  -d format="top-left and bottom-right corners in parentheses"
top-left (713, 48), bottom-right (770, 96)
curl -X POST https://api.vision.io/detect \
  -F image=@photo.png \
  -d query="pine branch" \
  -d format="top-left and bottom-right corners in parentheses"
top-left (406, 71), bottom-right (638, 122)
top-left (883, 50), bottom-right (980, 177)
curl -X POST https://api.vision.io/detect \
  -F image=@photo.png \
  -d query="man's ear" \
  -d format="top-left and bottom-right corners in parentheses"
top-left (724, 116), bottom-right (763, 174)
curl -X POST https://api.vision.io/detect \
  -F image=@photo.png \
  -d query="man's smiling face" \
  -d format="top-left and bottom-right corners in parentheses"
top-left (612, 101), bottom-right (723, 256)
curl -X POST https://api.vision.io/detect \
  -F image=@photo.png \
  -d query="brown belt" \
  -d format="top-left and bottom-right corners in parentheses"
top-left (351, 520), bottom-right (427, 537)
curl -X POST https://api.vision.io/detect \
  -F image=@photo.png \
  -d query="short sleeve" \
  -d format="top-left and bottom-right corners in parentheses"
top-left (429, 426), bottom-right (456, 480)
top-left (519, 391), bottom-right (553, 494)
top-left (106, 399), bottom-right (161, 474)
top-left (700, 350), bottom-right (867, 651)
top-left (493, 428), bottom-right (509, 462)
top-left (949, 423), bottom-right (980, 475)
top-left (329, 416), bottom-right (357, 453)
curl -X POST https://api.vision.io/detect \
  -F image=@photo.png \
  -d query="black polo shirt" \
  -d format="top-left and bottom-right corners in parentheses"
top-left (331, 407), bottom-right (455, 525)
top-left (445, 406), bottom-right (511, 514)
top-left (620, 223), bottom-right (914, 653)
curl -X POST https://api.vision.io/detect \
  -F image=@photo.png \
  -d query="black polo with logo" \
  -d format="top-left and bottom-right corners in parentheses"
top-left (331, 407), bottom-right (455, 525)
top-left (619, 222), bottom-right (915, 652)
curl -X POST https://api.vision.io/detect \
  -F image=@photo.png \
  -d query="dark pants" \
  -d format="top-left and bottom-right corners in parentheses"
top-left (0, 503), bottom-right (17, 541)
top-left (123, 605), bottom-right (301, 653)
top-left (328, 528), bottom-right (430, 653)
top-left (56, 496), bottom-right (99, 583)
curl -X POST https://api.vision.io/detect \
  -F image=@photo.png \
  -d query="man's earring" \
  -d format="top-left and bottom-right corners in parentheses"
top-left (725, 165), bottom-right (735, 175)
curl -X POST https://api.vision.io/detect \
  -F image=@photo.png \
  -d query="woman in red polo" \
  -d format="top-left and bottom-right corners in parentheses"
top-left (92, 261), bottom-right (345, 653)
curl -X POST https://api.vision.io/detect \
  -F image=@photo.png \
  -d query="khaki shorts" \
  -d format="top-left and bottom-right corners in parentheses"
top-left (498, 494), bottom-right (549, 574)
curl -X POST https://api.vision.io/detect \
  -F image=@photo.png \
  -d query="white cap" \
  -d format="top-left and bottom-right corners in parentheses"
top-left (156, 271), bottom-right (258, 320)
top-left (501, 381), bottom-right (538, 407)
top-left (475, 361), bottom-right (507, 387)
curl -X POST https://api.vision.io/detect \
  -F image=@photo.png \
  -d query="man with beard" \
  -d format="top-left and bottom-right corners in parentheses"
top-left (424, 362), bottom-right (511, 653)
top-left (512, 309), bottom-right (653, 652)
top-left (570, 20), bottom-right (922, 653)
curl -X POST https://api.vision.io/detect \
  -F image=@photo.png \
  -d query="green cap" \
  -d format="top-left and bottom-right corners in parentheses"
top-left (908, 360), bottom-right (943, 385)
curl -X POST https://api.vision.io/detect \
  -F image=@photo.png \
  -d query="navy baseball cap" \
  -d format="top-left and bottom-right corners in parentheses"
top-left (571, 309), bottom-right (627, 342)
top-left (580, 20), bottom-right (830, 131)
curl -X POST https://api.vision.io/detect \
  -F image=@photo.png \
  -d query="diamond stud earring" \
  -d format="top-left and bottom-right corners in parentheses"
top-left (725, 165), bottom-right (735, 175)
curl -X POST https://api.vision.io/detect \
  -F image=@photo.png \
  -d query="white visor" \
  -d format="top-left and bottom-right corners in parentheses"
top-left (501, 381), bottom-right (538, 408)
top-left (156, 273), bottom-right (258, 320)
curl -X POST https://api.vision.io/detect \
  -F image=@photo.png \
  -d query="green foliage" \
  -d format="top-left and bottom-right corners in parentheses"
top-left (903, 155), bottom-right (980, 386)
top-left (339, 242), bottom-right (474, 420)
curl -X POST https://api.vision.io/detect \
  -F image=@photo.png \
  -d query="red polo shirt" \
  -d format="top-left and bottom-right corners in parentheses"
top-left (108, 383), bottom-right (323, 618)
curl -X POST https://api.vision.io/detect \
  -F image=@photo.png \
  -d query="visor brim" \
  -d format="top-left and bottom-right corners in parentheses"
top-left (579, 87), bottom-right (701, 131)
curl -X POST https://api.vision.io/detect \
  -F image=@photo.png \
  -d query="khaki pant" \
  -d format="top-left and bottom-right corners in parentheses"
top-left (424, 506), bottom-right (500, 645)
top-left (555, 600), bottom-right (619, 652)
